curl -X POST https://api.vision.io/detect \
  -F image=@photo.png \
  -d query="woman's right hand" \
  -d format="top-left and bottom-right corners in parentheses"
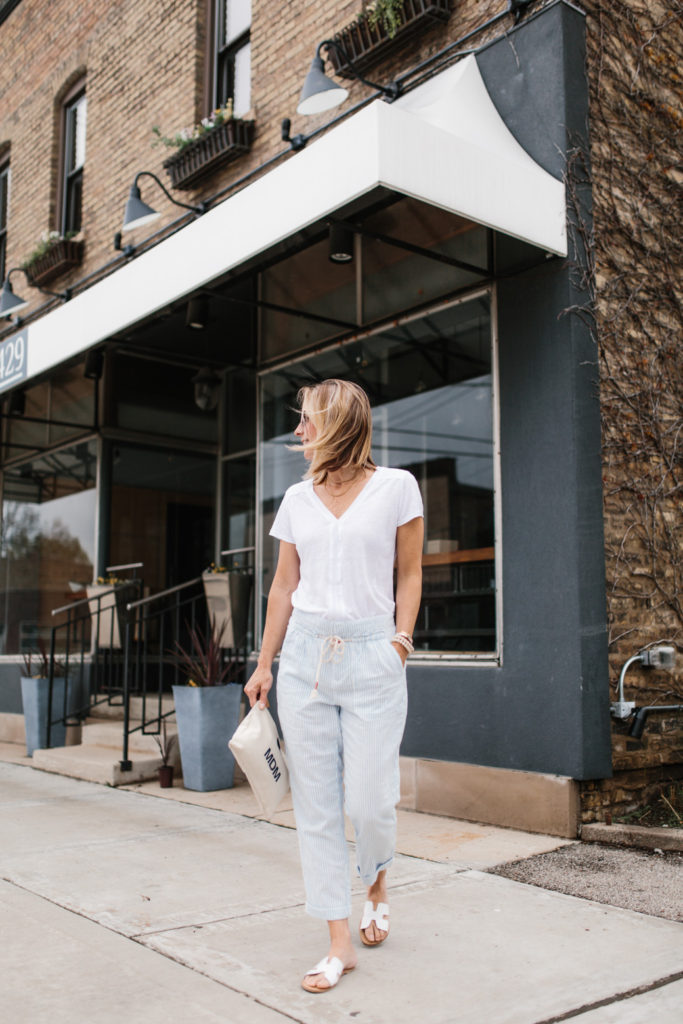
top-left (244, 665), bottom-right (273, 709)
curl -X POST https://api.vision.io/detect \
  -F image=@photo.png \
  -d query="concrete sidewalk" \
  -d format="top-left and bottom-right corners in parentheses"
top-left (1, 760), bottom-right (682, 1024)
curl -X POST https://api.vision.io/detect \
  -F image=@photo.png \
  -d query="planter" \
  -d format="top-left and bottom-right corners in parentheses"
top-left (202, 571), bottom-right (252, 648)
top-left (86, 583), bottom-right (133, 649)
top-left (163, 118), bottom-right (255, 191)
top-left (158, 764), bottom-right (174, 788)
top-left (172, 683), bottom-right (242, 791)
top-left (21, 675), bottom-right (67, 756)
top-left (329, 0), bottom-right (452, 78)
top-left (24, 239), bottom-right (84, 287)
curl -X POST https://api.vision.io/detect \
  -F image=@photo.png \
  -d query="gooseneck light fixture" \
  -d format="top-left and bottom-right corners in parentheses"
top-left (0, 267), bottom-right (71, 320)
top-left (297, 39), bottom-right (401, 116)
top-left (121, 172), bottom-right (209, 233)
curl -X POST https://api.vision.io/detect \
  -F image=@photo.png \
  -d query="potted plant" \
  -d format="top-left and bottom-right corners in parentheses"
top-left (201, 563), bottom-right (252, 649)
top-left (153, 720), bottom-right (179, 788)
top-left (86, 575), bottom-right (134, 649)
top-left (20, 642), bottom-right (68, 756)
top-left (328, 0), bottom-right (452, 78)
top-left (22, 230), bottom-right (85, 287)
top-left (171, 622), bottom-right (243, 791)
top-left (152, 99), bottom-right (255, 191)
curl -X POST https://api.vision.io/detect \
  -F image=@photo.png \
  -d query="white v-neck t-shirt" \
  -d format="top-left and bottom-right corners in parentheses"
top-left (270, 466), bottom-right (423, 620)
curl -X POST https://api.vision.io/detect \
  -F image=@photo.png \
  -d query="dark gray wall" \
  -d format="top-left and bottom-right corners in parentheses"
top-left (400, 1), bottom-right (612, 780)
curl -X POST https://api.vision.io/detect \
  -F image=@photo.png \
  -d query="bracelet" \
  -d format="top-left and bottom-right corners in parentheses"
top-left (392, 633), bottom-right (414, 654)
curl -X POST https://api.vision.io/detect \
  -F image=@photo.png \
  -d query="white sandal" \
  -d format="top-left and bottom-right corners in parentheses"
top-left (301, 956), bottom-right (355, 993)
top-left (359, 900), bottom-right (389, 947)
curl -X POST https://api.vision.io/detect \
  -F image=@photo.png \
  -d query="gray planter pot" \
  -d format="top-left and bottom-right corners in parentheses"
top-left (172, 683), bottom-right (242, 791)
top-left (202, 571), bottom-right (252, 648)
top-left (20, 675), bottom-right (67, 756)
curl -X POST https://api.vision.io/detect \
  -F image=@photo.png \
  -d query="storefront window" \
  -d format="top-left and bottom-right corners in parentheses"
top-left (0, 440), bottom-right (97, 653)
top-left (4, 362), bottom-right (95, 461)
top-left (109, 444), bottom-right (216, 594)
top-left (259, 291), bottom-right (497, 654)
top-left (362, 201), bottom-right (488, 324)
top-left (110, 354), bottom-right (217, 443)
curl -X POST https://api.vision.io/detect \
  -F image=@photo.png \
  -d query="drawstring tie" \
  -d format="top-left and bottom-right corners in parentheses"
top-left (311, 635), bottom-right (345, 699)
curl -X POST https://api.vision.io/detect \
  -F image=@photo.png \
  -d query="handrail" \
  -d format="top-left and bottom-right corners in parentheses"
top-left (126, 575), bottom-right (203, 612)
top-left (51, 584), bottom-right (122, 616)
top-left (106, 561), bottom-right (144, 573)
top-left (220, 546), bottom-right (255, 557)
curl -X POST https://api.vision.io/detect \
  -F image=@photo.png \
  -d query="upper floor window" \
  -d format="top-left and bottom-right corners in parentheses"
top-left (214, 0), bottom-right (251, 117)
top-left (0, 160), bottom-right (9, 282)
top-left (61, 87), bottom-right (87, 235)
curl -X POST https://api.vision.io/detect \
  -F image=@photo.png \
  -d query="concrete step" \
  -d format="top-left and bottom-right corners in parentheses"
top-left (30, 745), bottom-right (168, 786)
top-left (80, 719), bottom-right (178, 756)
top-left (87, 696), bottom-right (176, 720)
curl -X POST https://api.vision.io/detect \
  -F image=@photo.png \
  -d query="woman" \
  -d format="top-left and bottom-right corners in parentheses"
top-left (245, 378), bottom-right (423, 993)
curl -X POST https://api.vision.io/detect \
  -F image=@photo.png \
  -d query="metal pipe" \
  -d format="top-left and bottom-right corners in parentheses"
top-left (127, 576), bottom-right (203, 611)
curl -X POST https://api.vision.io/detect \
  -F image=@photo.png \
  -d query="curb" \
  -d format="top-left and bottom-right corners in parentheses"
top-left (581, 822), bottom-right (683, 853)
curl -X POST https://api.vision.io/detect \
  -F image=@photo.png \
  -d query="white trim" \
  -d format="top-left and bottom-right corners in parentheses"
top-left (20, 57), bottom-right (565, 390)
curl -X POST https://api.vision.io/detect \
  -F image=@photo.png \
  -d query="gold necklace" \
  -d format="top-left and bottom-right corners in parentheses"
top-left (323, 470), bottom-right (363, 499)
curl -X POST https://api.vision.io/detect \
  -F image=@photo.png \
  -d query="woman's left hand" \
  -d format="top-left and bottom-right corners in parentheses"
top-left (391, 641), bottom-right (408, 665)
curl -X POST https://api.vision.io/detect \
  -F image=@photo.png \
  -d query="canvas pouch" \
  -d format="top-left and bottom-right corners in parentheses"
top-left (229, 704), bottom-right (289, 817)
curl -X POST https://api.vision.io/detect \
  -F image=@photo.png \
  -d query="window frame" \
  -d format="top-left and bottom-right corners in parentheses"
top-left (0, 159), bottom-right (9, 283)
top-left (212, 0), bottom-right (251, 115)
top-left (255, 283), bottom-right (503, 666)
top-left (59, 82), bottom-right (87, 236)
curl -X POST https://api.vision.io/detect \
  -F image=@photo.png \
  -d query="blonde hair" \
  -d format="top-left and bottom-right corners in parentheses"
top-left (295, 379), bottom-right (376, 484)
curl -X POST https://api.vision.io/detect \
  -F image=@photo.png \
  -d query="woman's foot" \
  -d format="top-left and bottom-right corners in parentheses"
top-left (302, 942), bottom-right (357, 991)
top-left (360, 870), bottom-right (389, 946)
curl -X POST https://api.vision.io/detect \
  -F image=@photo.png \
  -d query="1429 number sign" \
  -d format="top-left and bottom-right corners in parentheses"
top-left (0, 329), bottom-right (28, 392)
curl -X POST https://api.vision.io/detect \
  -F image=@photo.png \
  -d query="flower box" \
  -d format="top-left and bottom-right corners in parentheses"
top-left (163, 118), bottom-right (255, 191)
top-left (329, 0), bottom-right (452, 78)
top-left (25, 238), bottom-right (84, 287)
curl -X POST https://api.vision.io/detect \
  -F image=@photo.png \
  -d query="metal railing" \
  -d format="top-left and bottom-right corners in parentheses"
top-left (46, 569), bottom-right (144, 746)
top-left (42, 557), bottom-right (254, 768)
top-left (119, 566), bottom-right (253, 771)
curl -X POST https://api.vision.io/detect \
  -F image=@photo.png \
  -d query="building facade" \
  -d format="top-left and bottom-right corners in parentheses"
top-left (0, 0), bottom-right (680, 833)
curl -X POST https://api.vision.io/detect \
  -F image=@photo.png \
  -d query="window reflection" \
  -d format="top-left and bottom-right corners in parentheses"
top-left (0, 441), bottom-right (97, 653)
top-left (259, 293), bottom-right (496, 653)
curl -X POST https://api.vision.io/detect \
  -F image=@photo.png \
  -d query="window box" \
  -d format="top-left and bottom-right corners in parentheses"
top-left (163, 118), bottom-right (255, 191)
top-left (328, 0), bottom-right (452, 78)
top-left (25, 238), bottom-right (84, 288)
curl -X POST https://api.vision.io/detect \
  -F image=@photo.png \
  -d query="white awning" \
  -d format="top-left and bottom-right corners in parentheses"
top-left (16, 56), bottom-right (566, 386)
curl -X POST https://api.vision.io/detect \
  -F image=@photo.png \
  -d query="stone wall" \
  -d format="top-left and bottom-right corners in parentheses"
top-left (579, 0), bottom-right (683, 819)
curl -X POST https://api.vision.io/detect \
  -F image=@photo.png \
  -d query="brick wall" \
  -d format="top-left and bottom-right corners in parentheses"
top-left (0, 0), bottom-right (505, 316)
top-left (579, 0), bottom-right (683, 821)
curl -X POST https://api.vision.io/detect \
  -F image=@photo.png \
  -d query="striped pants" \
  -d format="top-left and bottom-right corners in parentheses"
top-left (277, 609), bottom-right (407, 921)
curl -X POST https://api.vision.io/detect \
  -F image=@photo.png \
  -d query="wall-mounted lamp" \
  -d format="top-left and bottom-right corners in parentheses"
top-left (121, 172), bottom-right (209, 234)
top-left (328, 223), bottom-right (354, 264)
top-left (84, 349), bottom-right (104, 380)
top-left (0, 267), bottom-right (71, 319)
top-left (186, 296), bottom-right (209, 329)
top-left (192, 367), bottom-right (221, 411)
top-left (297, 39), bottom-right (400, 116)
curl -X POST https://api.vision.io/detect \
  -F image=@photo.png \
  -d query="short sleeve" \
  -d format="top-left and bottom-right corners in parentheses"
top-left (397, 471), bottom-right (424, 526)
top-left (270, 491), bottom-right (295, 543)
